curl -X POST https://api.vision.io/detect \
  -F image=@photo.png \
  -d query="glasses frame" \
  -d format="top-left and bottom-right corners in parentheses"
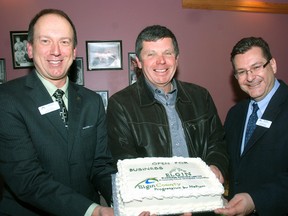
top-left (234, 58), bottom-right (271, 79)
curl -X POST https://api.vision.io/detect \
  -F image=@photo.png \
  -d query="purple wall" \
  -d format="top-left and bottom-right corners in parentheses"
top-left (1, 0), bottom-right (288, 122)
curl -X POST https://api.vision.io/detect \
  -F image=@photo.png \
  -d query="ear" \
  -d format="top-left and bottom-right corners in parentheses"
top-left (73, 47), bottom-right (77, 60)
top-left (26, 42), bottom-right (33, 59)
top-left (135, 56), bottom-right (142, 69)
top-left (270, 58), bottom-right (277, 74)
top-left (175, 54), bottom-right (179, 66)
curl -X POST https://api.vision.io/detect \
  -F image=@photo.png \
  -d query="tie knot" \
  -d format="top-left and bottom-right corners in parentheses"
top-left (252, 102), bottom-right (259, 113)
top-left (53, 89), bottom-right (65, 99)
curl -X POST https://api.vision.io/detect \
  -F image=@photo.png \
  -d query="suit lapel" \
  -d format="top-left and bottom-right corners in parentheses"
top-left (67, 83), bottom-right (82, 159)
top-left (26, 72), bottom-right (68, 142)
top-left (242, 82), bottom-right (288, 155)
top-left (235, 102), bottom-right (249, 160)
top-left (27, 74), bottom-right (83, 159)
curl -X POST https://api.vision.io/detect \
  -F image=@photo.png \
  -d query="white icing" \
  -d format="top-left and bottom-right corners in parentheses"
top-left (113, 157), bottom-right (224, 216)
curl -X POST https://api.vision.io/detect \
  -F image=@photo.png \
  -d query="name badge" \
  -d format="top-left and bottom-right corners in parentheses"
top-left (38, 102), bottom-right (60, 115)
top-left (256, 119), bottom-right (272, 128)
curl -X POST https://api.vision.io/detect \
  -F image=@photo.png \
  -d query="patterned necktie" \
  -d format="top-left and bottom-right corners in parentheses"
top-left (53, 89), bottom-right (68, 126)
top-left (244, 102), bottom-right (259, 146)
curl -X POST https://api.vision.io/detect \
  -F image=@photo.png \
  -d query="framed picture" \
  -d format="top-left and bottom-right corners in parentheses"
top-left (10, 31), bottom-right (34, 69)
top-left (128, 52), bottom-right (141, 85)
top-left (86, 40), bottom-right (122, 71)
top-left (0, 58), bottom-right (6, 84)
top-left (68, 57), bottom-right (84, 85)
top-left (95, 90), bottom-right (109, 111)
top-left (128, 52), bottom-right (136, 85)
top-left (75, 57), bottom-right (84, 85)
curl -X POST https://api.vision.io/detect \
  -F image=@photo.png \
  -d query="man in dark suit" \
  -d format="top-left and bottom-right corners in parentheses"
top-left (215, 37), bottom-right (288, 216)
top-left (0, 9), bottom-right (116, 216)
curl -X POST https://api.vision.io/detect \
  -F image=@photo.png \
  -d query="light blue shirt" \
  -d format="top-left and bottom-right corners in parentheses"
top-left (241, 79), bottom-right (280, 154)
top-left (146, 79), bottom-right (189, 157)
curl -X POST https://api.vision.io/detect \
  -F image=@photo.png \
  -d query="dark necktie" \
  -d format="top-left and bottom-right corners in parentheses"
top-left (244, 102), bottom-right (259, 146)
top-left (53, 89), bottom-right (68, 126)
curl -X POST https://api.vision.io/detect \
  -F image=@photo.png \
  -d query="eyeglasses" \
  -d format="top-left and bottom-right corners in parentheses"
top-left (234, 58), bottom-right (271, 79)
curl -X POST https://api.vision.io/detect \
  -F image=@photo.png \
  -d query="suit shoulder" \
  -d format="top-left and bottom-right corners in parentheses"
top-left (229, 99), bottom-right (247, 112)
top-left (71, 83), bottom-right (98, 96)
top-left (0, 76), bottom-right (27, 95)
top-left (225, 100), bottom-right (248, 126)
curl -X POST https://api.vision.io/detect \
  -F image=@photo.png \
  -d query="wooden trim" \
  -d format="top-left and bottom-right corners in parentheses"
top-left (182, 0), bottom-right (288, 14)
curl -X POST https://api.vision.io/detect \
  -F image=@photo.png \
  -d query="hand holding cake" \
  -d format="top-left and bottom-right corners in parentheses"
top-left (209, 165), bottom-right (225, 184)
top-left (214, 193), bottom-right (255, 216)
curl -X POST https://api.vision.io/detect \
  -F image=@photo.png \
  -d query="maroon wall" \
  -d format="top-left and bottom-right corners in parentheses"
top-left (1, 0), bottom-right (288, 122)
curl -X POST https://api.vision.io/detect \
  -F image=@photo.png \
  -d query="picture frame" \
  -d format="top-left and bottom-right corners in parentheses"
top-left (10, 31), bottom-right (34, 69)
top-left (182, 0), bottom-right (288, 14)
top-left (95, 90), bottom-right (109, 111)
top-left (0, 58), bottom-right (6, 84)
top-left (75, 57), bottom-right (84, 85)
top-left (128, 52), bottom-right (140, 85)
top-left (86, 40), bottom-right (122, 71)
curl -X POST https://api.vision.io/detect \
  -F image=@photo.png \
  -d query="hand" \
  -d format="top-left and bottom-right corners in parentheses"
top-left (92, 206), bottom-right (114, 216)
top-left (214, 193), bottom-right (255, 216)
top-left (209, 165), bottom-right (224, 184)
top-left (138, 212), bottom-right (191, 216)
top-left (138, 211), bottom-right (156, 216)
top-left (180, 213), bottom-right (192, 216)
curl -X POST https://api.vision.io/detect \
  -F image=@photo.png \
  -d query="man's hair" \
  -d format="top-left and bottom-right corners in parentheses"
top-left (27, 8), bottom-right (77, 48)
top-left (230, 37), bottom-right (272, 68)
top-left (135, 25), bottom-right (179, 60)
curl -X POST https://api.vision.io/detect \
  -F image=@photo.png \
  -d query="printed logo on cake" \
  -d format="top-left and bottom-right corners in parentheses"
top-left (164, 167), bottom-right (207, 180)
top-left (164, 168), bottom-right (191, 179)
top-left (135, 177), bottom-right (182, 191)
top-left (134, 166), bottom-right (207, 191)
top-left (135, 178), bottom-right (159, 190)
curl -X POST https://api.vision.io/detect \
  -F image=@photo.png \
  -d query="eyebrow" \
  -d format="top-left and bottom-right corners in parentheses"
top-left (236, 61), bottom-right (265, 70)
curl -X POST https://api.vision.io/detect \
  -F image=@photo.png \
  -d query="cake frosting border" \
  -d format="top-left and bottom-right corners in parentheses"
top-left (113, 157), bottom-right (224, 216)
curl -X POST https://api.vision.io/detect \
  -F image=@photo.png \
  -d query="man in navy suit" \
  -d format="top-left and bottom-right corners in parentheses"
top-left (215, 37), bottom-right (288, 216)
top-left (0, 9), bottom-right (116, 216)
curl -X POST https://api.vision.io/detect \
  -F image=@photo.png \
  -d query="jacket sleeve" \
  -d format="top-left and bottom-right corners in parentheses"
top-left (250, 173), bottom-right (288, 215)
top-left (202, 91), bottom-right (229, 180)
top-left (107, 96), bottom-right (141, 167)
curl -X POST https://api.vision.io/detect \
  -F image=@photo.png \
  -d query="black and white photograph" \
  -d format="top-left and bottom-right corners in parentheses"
top-left (0, 58), bottom-right (6, 84)
top-left (86, 40), bottom-right (122, 71)
top-left (10, 31), bottom-right (34, 69)
top-left (95, 90), bottom-right (109, 111)
top-left (75, 57), bottom-right (84, 85)
top-left (128, 52), bottom-right (141, 85)
top-left (69, 57), bottom-right (84, 85)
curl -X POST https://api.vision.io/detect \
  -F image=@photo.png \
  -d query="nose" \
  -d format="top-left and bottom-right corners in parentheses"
top-left (50, 42), bottom-right (61, 56)
top-left (246, 70), bottom-right (255, 81)
top-left (156, 54), bottom-right (166, 64)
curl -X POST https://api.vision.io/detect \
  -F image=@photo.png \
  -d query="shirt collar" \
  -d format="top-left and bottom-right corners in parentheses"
top-left (36, 71), bottom-right (69, 99)
top-left (250, 78), bottom-right (280, 115)
top-left (145, 78), bottom-right (177, 96)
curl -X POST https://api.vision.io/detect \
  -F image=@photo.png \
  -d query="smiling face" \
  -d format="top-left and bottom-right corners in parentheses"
top-left (136, 37), bottom-right (179, 93)
top-left (233, 47), bottom-right (277, 101)
top-left (27, 13), bottom-right (76, 88)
